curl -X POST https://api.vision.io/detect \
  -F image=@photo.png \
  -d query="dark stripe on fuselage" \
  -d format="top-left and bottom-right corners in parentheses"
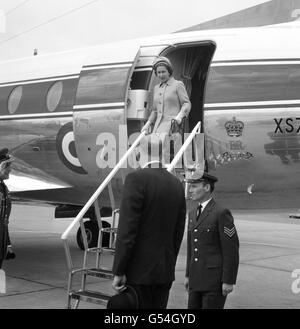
top-left (211, 58), bottom-right (300, 64)
top-left (73, 106), bottom-right (124, 112)
top-left (82, 61), bottom-right (133, 69)
top-left (0, 78), bottom-right (78, 116)
top-left (204, 103), bottom-right (300, 111)
top-left (206, 63), bottom-right (300, 104)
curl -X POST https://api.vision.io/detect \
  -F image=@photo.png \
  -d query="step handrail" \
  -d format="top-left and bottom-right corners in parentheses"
top-left (61, 121), bottom-right (201, 270)
top-left (61, 120), bottom-right (201, 241)
top-left (61, 122), bottom-right (151, 242)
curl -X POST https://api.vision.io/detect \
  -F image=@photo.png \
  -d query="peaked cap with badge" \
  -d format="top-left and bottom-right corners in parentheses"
top-left (185, 170), bottom-right (218, 184)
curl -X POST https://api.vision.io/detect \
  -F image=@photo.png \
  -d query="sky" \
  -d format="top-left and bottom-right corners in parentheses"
top-left (0, 0), bottom-right (268, 61)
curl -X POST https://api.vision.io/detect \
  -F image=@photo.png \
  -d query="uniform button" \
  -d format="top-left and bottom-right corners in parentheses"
top-left (207, 229), bottom-right (210, 232)
top-left (195, 258), bottom-right (198, 262)
top-left (194, 248), bottom-right (198, 252)
top-left (194, 229), bottom-right (198, 233)
top-left (194, 238), bottom-right (198, 242)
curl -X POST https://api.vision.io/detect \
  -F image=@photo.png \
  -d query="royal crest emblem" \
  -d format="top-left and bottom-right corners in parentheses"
top-left (225, 117), bottom-right (244, 137)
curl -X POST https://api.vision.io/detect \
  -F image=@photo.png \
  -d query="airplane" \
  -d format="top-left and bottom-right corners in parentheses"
top-left (1, 12), bottom-right (300, 249)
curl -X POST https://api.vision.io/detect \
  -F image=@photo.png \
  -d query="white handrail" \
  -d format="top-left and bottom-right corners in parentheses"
top-left (61, 122), bottom-right (151, 241)
top-left (61, 120), bottom-right (200, 241)
top-left (167, 121), bottom-right (201, 172)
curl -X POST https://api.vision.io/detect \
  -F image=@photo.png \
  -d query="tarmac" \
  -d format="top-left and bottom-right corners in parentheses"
top-left (0, 204), bottom-right (300, 309)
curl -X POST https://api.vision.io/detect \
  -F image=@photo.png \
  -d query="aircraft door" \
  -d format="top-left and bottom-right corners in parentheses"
top-left (73, 49), bottom-right (141, 178)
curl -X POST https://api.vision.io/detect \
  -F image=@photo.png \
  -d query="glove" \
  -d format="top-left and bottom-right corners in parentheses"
top-left (174, 115), bottom-right (182, 124)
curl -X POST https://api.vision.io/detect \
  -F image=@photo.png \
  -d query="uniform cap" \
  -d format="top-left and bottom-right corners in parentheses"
top-left (0, 148), bottom-right (13, 163)
top-left (185, 170), bottom-right (218, 184)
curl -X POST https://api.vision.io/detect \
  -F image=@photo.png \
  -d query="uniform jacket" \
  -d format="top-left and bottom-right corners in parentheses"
top-left (186, 199), bottom-right (239, 292)
top-left (112, 166), bottom-right (186, 285)
top-left (148, 77), bottom-right (191, 134)
top-left (0, 181), bottom-right (11, 260)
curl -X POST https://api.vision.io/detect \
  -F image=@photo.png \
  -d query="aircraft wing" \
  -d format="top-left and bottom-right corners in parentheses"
top-left (6, 157), bottom-right (71, 193)
top-left (6, 173), bottom-right (70, 192)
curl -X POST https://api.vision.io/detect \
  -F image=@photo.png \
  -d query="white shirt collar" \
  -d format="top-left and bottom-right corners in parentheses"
top-left (200, 198), bottom-right (212, 212)
top-left (142, 160), bottom-right (163, 169)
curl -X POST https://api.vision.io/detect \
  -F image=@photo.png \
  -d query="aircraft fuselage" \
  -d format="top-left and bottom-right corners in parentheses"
top-left (0, 24), bottom-right (299, 209)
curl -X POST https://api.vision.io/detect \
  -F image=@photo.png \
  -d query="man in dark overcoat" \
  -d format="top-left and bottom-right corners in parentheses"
top-left (184, 171), bottom-right (239, 309)
top-left (0, 148), bottom-right (15, 269)
top-left (112, 137), bottom-right (186, 308)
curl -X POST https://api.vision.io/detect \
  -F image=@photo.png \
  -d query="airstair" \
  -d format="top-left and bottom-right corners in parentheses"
top-left (61, 121), bottom-right (203, 309)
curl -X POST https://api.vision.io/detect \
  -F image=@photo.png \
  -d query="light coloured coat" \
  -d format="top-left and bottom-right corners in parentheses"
top-left (148, 77), bottom-right (191, 134)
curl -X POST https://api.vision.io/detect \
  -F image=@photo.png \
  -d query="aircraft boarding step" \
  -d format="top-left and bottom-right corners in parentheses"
top-left (67, 263), bottom-right (114, 308)
top-left (69, 290), bottom-right (112, 307)
top-left (66, 213), bottom-right (118, 308)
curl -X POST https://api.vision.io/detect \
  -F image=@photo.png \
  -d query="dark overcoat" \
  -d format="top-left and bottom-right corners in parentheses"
top-left (113, 167), bottom-right (186, 285)
top-left (0, 181), bottom-right (11, 261)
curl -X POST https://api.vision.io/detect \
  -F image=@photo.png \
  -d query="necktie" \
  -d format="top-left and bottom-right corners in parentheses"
top-left (196, 204), bottom-right (202, 221)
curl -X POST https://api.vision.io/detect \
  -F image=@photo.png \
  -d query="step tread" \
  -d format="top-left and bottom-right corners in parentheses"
top-left (86, 267), bottom-right (114, 278)
top-left (101, 227), bottom-right (118, 233)
top-left (86, 247), bottom-right (115, 253)
top-left (87, 267), bottom-right (112, 273)
top-left (70, 290), bottom-right (112, 302)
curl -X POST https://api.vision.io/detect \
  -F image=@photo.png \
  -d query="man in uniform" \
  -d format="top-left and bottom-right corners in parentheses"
top-left (0, 148), bottom-right (15, 269)
top-left (184, 171), bottom-right (239, 309)
top-left (112, 137), bottom-right (186, 308)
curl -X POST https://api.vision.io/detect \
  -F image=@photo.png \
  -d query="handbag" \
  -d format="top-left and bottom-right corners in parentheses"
top-left (170, 117), bottom-right (186, 136)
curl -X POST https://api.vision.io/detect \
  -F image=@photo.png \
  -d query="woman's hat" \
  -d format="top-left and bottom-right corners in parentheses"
top-left (153, 56), bottom-right (173, 74)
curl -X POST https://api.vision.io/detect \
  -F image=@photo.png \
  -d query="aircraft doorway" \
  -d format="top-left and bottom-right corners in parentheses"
top-left (162, 42), bottom-right (216, 133)
top-left (125, 41), bottom-right (215, 165)
top-left (126, 42), bottom-right (215, 133)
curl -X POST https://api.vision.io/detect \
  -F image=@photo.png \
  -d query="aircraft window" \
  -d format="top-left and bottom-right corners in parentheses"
top-left (130, 70), bottom-right (152, 90)
top-left (206, 65), bottom-right (293, 104)
top-left (247, 66), bottom-right (288, 101)
top-left (8, 85), bottom-right (23, 114)
top-left (47, 81), bottom-right (63, 112)
top-left (206, 66), bottom-right (249, 103)
top-left (76, 67), bottom-right (131, 105)
top-left (287, 67), bottom-right (300, 99)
